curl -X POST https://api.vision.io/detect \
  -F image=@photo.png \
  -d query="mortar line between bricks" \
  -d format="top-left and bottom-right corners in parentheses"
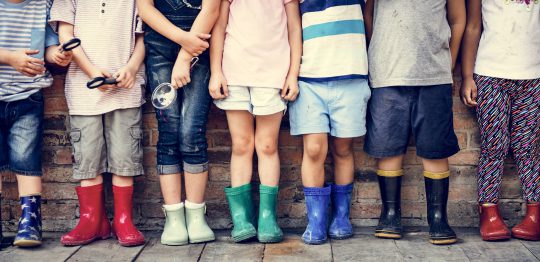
top-left (63, 245), bottom-right (82, 262)
top-left (196, 242), bottom-right (207, 262)
top-left (329, 238), bottom-right (334, 262)
top-left (131, 240), bottom-right (150, 262)
top-left (261, 242), bottom-right (266, 262)
top-left (519, 240), bottom-right (540, 261)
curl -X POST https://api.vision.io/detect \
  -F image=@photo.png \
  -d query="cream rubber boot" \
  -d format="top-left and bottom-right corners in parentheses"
top-left (185, 201), bottom-right (215, 243)
top-left (161, 203), bottom-right (188, 246)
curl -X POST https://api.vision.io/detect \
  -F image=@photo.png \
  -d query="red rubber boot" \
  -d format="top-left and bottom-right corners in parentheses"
top-left (512, 203), bottom-right (540, 241)
top-left (61, 184), bottom-right (111, 246)
top-left (479, 204), bottom-right (511, 241)
top-left (111, 185), bottom-right (145, 246)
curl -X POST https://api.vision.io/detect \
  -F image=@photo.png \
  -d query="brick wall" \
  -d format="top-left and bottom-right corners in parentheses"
top-left (0, 72), bottom-right (528, 233)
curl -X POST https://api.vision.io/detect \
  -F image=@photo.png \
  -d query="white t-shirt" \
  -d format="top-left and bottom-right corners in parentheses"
top-left (475, 0), bottom-right (540, 80)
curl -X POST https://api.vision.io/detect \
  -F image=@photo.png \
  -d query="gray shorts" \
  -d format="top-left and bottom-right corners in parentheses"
top-left (69, 107), bottom-right (144, 180)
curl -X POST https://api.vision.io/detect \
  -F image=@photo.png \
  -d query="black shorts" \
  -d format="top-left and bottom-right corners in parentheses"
top-left (364, 84), bottom-right (460, 160)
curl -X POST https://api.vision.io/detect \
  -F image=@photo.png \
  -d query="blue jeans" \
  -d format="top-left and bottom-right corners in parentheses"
top-left (0, 91), bottom-right (44, 176)
top-left (144, 1), bottom-right (212, 174)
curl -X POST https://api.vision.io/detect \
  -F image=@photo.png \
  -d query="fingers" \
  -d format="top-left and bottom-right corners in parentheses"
top-left (101, 70), bottom-right (112, 78)
top-left (24, 49), bottom-right (40, 55)
top-left (197, 33), bottom-right (211, 40)
top-left (26, 61), bottom-right (45, 72)
top-left (281, 86), bottom-right (288, 98)
top-left (28, 57), bottom-right (45, 65)
top-left (221, 83), bottom-right (229, 97)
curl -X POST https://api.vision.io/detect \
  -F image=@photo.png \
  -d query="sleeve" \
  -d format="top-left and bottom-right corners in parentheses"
top-left (45, 0), bottom-right (60, 47)
top-left (284, 0), bottom-right (293, 4)
top-left (49, 0), bottom-right (77, 31)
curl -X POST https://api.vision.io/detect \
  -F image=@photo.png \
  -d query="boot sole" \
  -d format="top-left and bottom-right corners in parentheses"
top-left (482, 234), bottom-right (511, 241)
top-left (512, 233), bottom-right (540, 241)
top-left (13, 239), bottom-right (42, 247)
top-left (189, 237), bottom-right (216, 244)
top-left (302, 238), bottom-right (327, 245)
top-left (429, 237), bottom-right (457, 245)
top-left (62, 234), bottom-right (111, 246)
top-left (329, 233), bottom-right (354, 240)
top-left (374, 231), bottom-right (402, 239)
top-left (232, 230), bottom-right (257, 243)
top-left (258, 235), bottom-right (283, 243)
top-left (161, 240), bottom-right (189, 246)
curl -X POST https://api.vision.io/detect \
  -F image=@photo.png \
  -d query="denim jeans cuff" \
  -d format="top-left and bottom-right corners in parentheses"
top-left (157, 164), bottom-right (182, 175)
top-left (10, 168), bottom-right (42, 177)
top-left (183, 162), bottom-right (208, 174)
top-left (0, 165), bottom-right (8, 173)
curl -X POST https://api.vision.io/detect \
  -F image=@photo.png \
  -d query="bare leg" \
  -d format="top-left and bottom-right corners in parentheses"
top-left (301, 134), bottom-right (328, 187)
top-left (16, 174), bottom-right (42, 196)
top-left (160, 173), bottom-right (182, 205)
top-left (254, 112), bottom-right (283, 187)
top-left (377, 155), bottom-right (404, 171)
top-left (331, 137), bottom-right (354, 185)
top-left (184, 171), bottom-right (208, 204)
top-left (112, 175), bottom-right (133, 187)
top-left (80, 174), bottom-right (104, 187)
top-left (421, 158), bottom-right (449, 173)
top-left (226, 110), bottom-right (255, 187)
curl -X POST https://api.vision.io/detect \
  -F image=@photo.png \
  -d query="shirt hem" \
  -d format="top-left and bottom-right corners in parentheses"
top-left (299, 74), bottom-right (368, 82)
top-left (226, 82), bottom-right (283, 89)
top-left (370, 77), bottom-right (453, 88)
top-left (68, 102), bottom-right (145, 116)
top-left (474, 68), bottom-right (540, 81)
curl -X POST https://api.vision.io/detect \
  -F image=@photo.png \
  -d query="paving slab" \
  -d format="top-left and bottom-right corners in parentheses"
top-left (331, 234), bottom-right (402, 262)
top-left (521, 240), bottom-right (540, 260)
top-left (263, 234), bottom-right (332, 262)
top-left (135, 238), bottom-right (205, 262)
top-left (0, 237), bottom-right (79, 262)
top-left (199, 234), bottom-right (264, 262)
top-left (458, 234), bottom-right (538, 262)
top-left (395, 232), bottom-right (470, 262)
top-left (67, 238), bottom-right (146, 262)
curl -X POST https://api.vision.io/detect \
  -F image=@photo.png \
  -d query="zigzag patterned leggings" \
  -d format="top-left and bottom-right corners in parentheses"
top-left (476, 75), bottom-right (540, 203)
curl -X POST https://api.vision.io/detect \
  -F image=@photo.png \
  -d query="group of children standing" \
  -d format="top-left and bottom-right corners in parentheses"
top-left (0, 0), bottom-right (538, 250)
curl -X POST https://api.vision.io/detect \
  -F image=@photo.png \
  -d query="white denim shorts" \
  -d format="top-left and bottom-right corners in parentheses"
top-left (214, 86), bottom-right (287, 116)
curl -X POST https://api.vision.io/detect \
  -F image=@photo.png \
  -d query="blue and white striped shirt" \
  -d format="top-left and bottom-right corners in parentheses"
top-left (299, 0), bottom-right (368, 81)
top-left (0, 0), bottom-right (59, 102)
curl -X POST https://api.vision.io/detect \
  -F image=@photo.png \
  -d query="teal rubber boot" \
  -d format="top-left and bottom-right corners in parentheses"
top-left (160, 204), bottom-right (189, 246)
top-left (257, 185), bottom-right (283, 243)
top-left (225, 184), bottom-right (257, 242)
top-left (186, 203), bottom-right (215, 243)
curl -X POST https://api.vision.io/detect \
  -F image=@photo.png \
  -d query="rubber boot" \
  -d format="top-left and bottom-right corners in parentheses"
top-left (185, 202), bottom-right (215, 244)
top-left (14, 195), bottom-right (42, 247)
top-left (225, 184), bottom-right (257, 242)
top-left (257, 184), bottom-right (283, 243)
top-left (302, 185), bottom-right (331, 245)
top-left (329, 183), bottom-right (354, 240)
top-left (479, 203), bottom-right (511, 241)
top-left (111, 185), bottom-right (145, 246)
top-left (512, 203), bottom-right (540, 241)
top-left (374, 170), bottom-right (403, 239)
top-left (425, 172), bottom-right (457, 245)
top-left (61, 184), bottom-right (111, 246)
top-left (161, 203), bottom-right (189, 245)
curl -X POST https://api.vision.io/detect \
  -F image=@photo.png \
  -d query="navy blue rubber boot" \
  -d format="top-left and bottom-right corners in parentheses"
top-left (302, 185), bottom-right (331, 245)
top-left (329, 183), bottom-right (354, 240)
top-left (14, 195), bottom-right (42, 247)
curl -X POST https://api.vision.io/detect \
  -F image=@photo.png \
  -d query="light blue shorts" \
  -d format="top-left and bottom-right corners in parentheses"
top-left (289, 78), bottom-right (371, 138)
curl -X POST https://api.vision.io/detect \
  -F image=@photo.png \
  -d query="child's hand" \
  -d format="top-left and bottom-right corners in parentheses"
top-left (177, 31), bottom-right (210, 57)
top-left (46, 45), bottom-right (73, 67)
top-left (281, 76), bottom-right (299, 101)
top-left (114, 66), bottom-right (137, 89)
top-left (171, 50), bottom-right (192, 89)
top-left (209, 72), bottom-right (228, 100)
top-left (7, 49), bottom-right (45, 77)
top-left (460, 77), bottom-right (478, 107)
top-left (90, 68), bottom-right (116, 92)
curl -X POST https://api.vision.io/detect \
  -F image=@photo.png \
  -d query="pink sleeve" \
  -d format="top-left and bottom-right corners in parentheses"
top-left (284, 0), bottom-right (293, 4)
top-left (49, 0), bottom-right (76, 30)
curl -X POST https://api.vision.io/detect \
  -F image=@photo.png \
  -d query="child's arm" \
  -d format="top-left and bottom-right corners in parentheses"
top-left (44, 24), bottom-right (73, 67)
top-left (58, 22), bottom-right (115, 90)
top-left (363, 0), bottom-right (375, 45)
top-left (0, 49), bottom-right (45, 77)
top-left (447, 0), bottom-right (466, 71)
top-left (282, 0), bottom-right (302, 101)
top-left (208, 0), bottom-right (230, 99)
top-left (460, 0), bottom-right (482, 107)
top-left (136, 0), bottom-right (211, 56)
top-left (115, 34), bottom-right (145, 89)
top-left (172, 0), bottom-right (221, 88)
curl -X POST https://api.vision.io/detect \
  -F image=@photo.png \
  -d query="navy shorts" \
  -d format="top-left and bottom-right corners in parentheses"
top-left (364, 84), bottom-right (460, 160)
top-left (0, 91), bottom-right (44, 176)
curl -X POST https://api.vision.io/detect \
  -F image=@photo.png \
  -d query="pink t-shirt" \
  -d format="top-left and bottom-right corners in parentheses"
top-left (222, 0), bottom-right (292, 89)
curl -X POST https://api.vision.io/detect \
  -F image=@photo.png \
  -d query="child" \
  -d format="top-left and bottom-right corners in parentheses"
top-left (209, 0), bottom-right (301, 243)
top-left (137, 0), bottom-right (220, 246)
top-left (0, 0), bottom-right (72, 247)
top-left (289, 0), bottom-right (371, 245)
top-left (50, 0), bottom-right (146, 247)
top-left (460, 0), bottom-right (540, 241)
top-left (363, 0), bottom-right (466, 245)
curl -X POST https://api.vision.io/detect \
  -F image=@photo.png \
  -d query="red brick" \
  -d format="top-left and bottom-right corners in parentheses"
top-left (44, 96), bottom-right (68, 113)
top-left (54, 148), bottom-right (73, 165)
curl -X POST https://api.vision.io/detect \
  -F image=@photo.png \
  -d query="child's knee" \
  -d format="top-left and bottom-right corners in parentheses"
top-left (304, 141), bottom-right (327, 160)
top-left (232, 135), bottom-right (255, 156)
top-left (255, 137), bottom-right (278, 156)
